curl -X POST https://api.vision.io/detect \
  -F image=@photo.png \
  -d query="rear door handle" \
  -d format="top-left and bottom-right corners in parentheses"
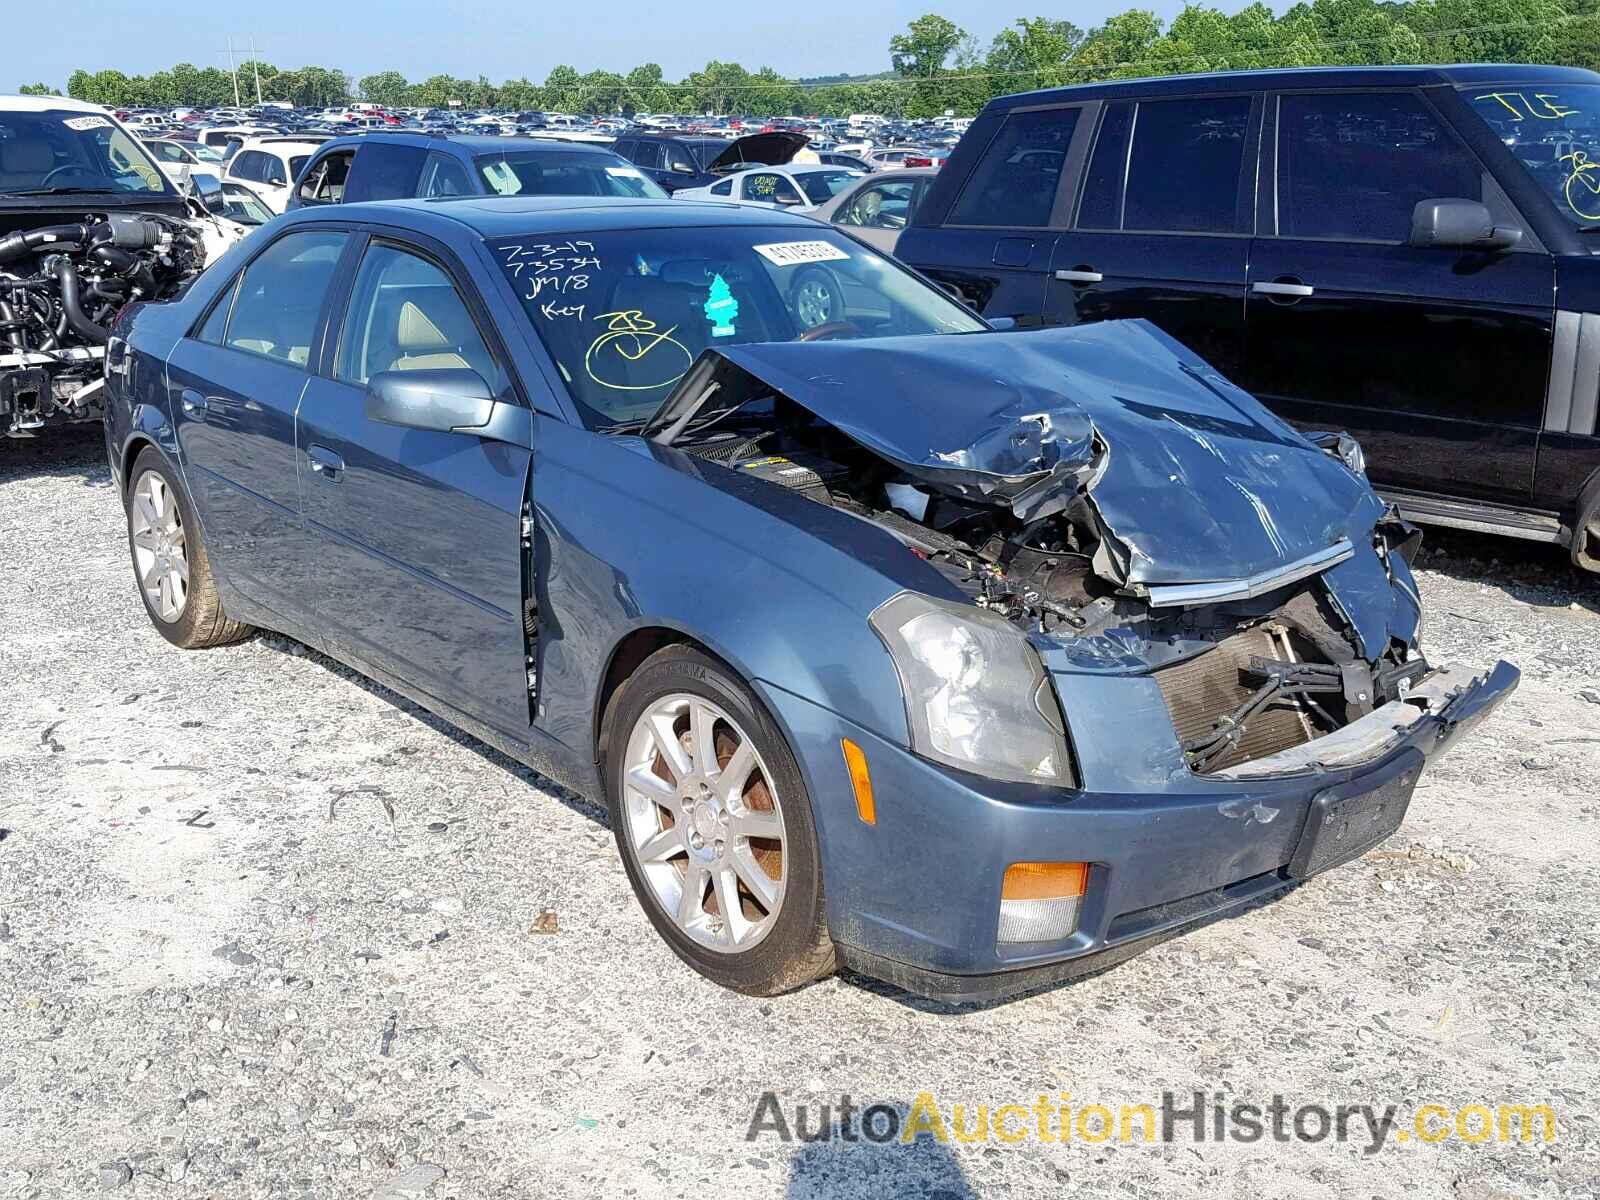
top-left (307, 444), bottom-right (345, 481)
top-left (1251, 281), bottom-right (1315, 298)
top-left (1054, 269), bottom-right (1104, 284)
top-left (180, 388), bottom-right (208, 416)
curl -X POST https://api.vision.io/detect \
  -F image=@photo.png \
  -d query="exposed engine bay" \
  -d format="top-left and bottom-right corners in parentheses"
top-left (649, 321), bottom-right (1435, 775)
top-left (0, 211), bottom-right (209, 437)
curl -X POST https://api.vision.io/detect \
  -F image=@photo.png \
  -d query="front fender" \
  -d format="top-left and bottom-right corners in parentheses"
top-left (530, 420), bottom-right (918, 759)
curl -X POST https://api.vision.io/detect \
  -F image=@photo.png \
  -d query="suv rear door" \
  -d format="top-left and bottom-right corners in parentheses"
top-left (1241, 87), bottom-right (1554, 505)
top-left (1043, 93), bottom-right (1260, 382)
top-left (899, 103), bottom-right (1090, 324)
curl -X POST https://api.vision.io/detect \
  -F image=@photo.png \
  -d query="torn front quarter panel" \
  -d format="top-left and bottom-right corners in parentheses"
top-left (707, 319), bottom-right (1385, 583)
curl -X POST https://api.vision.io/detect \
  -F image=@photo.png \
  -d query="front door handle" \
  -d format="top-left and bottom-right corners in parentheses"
top-left (1054, 268), bottom-right (1104, 285)
top-left (307, 444), bottom-right (345, 481)
top-left (180, 388), bottom-right (208, 417)
top-left (1251, 280), bottom-right (1316, 298)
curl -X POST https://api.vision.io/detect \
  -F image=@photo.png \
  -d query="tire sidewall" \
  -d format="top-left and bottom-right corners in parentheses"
top-left (605, 646), bottom-right (827, 993)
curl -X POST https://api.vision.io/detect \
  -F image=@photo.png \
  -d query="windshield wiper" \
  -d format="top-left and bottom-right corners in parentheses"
top-left (2, 186), bottom-right (117, 197)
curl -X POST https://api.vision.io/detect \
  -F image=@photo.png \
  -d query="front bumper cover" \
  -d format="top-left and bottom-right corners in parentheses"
top-left (759, 658), bottom-right (1518, 1004)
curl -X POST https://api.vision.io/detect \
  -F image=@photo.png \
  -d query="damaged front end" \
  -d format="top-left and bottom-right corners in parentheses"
top-left (0, 210), bottom-right (210, 438)
top-left (647, 319), bottom-right (1514, 780)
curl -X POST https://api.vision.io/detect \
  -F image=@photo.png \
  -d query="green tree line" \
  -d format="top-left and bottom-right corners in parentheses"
top-left (34, 0), bottom-right (1600, 119)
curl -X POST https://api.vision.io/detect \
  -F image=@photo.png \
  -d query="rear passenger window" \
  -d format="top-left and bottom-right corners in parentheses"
top-left (1277, 91), bottom-right (1485, 242)
top-left (1123, 97), bottom-right (1251, 233)
top-left (225, 231), bottom-right (346, 367)
top-left (344, 143), bottom-right (428, 203)
top-left (949, 108), bottom-right (1079, 227)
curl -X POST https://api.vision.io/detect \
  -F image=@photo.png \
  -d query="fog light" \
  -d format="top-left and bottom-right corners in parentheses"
top-left (998, 861), bottom-right (1088, 944)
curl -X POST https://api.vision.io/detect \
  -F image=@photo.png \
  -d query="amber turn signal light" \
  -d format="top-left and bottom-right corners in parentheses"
top-left (841, 738), bottom-right (875, 825)
top-left (1001, 861), bottom-right (1089, 900)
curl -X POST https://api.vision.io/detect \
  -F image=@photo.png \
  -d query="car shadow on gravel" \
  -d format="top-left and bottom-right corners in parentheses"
top-left (0, 427), bottom-right (109, 486)
top-left (1414, 528), bottom-right (1599, 617)
top-left (254, 632), bottom-right (611, 829)
top-left (784, 1112), bottom-right (978, 1199)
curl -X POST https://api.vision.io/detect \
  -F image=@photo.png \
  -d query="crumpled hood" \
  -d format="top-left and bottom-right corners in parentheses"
top-left (713, 320), bottom-right (1378, 588)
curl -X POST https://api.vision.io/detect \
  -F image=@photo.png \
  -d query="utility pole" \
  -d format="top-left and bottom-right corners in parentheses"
top-left (248, 35), bottom-right (263, 105)
top-left (224, 37), bottom-right (240, 107)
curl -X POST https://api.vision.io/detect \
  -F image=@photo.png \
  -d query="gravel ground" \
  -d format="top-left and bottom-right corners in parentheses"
top-left (0, 428), bottom-right (1596, 1200)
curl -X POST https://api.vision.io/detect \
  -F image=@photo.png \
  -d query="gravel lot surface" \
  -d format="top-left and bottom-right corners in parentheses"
top-left (1, 429), bottom-right (1596, 1200)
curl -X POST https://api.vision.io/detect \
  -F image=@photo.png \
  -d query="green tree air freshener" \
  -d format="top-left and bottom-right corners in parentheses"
top-left (704, 274), bottom-right (739, 337)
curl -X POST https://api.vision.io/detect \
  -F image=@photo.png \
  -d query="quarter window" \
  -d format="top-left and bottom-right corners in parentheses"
top-left (1123, 96), bottom-right (1251, 234)
top-left (1277, 91), bottom-right (1485, 242)
top-left (224, 231), bottom-right (347, 366)
top-left (949, 107), bottom-right (1079, 227)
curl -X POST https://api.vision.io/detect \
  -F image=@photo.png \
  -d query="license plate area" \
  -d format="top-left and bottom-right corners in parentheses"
top-left (1288, 749), bottom-right (1424, 879)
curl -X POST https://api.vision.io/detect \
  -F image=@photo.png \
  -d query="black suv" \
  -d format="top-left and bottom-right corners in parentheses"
top-left (900, 64), bottom-right (1600, 569)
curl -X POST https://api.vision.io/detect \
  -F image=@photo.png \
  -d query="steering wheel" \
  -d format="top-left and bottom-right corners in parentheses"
top-left (797, 321), bottom-right (864, 342)
top-left (39, 164), bottom-right (97, 187)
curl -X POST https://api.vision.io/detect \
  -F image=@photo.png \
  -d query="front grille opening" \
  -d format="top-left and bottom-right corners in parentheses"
top-left (1153, 625), bottom-right (1336, 773)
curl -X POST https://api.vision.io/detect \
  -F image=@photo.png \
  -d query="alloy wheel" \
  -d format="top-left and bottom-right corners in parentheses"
top-left (620, 693), bottom-right (787, 952)
top-left (129, 469), bottom-right (189, 622)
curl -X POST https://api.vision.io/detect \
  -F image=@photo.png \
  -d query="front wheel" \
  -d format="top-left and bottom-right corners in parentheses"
top-left (125, 447), bottom-right (252, 649)
top-left (605, 645), bottom-right (835, 994)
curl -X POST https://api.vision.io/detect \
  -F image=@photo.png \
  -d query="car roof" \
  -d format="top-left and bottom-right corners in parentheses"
top-left (317, 131), bottom-right (617, 157)
top-left (988, 63), bottom-right (1600, 109)
top-left (288, 195), bottom-right (823, 239)
top-left (0, 93), bottom-right (114, 115)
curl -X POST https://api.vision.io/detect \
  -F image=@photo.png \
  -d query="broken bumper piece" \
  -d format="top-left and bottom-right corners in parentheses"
top-left (758, 659), bottom-right (1518, 1004)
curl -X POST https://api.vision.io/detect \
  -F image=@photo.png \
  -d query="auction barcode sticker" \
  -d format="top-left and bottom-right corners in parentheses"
top-left (753, 241), bottom-right (852, 267)
top-left (62, 115), bottom-right (112, 131)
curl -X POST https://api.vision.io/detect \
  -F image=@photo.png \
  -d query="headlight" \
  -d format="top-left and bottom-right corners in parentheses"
top-left (870, 592), bottom-right (1073, 786)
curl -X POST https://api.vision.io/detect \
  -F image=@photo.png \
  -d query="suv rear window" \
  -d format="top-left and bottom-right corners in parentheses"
top-left (1122, 97), bottom-right (1251, 234)
top-left (949, 108), bottom-right (1079, 227)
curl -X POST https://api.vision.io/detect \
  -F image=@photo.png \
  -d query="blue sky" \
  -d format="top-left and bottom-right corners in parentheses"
top-left (16, 0), bottom-right (1227, 92)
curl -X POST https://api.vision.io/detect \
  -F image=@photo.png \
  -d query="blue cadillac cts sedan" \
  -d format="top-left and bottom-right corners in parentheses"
top-left (103, 196), bottom-right (1518, 1001)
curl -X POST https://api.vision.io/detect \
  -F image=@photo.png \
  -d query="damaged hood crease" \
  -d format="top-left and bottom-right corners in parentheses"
top-left (707, 320), bottom-right (1382, 590)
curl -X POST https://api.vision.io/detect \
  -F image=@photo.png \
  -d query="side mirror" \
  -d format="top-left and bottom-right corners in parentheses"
top-left (775, 194), bottom-right (803, 206)
top-left (1410, 198), bottom-right (1522, 252)
top-left (671, 161), bottom-right (696, 175)
top-left (366, 368), bottom-right (501, 434)
top-left (189, 171), bottom-right (224, 211)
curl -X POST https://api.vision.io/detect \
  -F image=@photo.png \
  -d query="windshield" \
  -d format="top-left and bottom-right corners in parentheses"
top-left (683, 139), bottom-right (731, 170)
top-left (794, 169), bottom-right (862, 204)
top-left (475, 151), bottom-right (669, 199)
top-left (185, 142), bottom-right (227, 164)
top-left (0, 109), bottom-right (169, 196)
top-left (492, 225), bottom-right (987, 428)
top-left (217, 184), bottom-right (273, 225)
top-left (1465, 85), bottom-right (1600, 227)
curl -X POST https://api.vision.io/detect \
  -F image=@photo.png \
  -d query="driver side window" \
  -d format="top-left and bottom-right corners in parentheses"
top-left (335, 242), bottom-right (507, 394)
top-left (300, 150), bottom-right (354, 204)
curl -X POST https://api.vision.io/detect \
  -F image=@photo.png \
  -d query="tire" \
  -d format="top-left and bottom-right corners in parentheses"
top-left (125, 446), bottom-right (252, 649)
top-left (605, 644), bottom-right (835, 995)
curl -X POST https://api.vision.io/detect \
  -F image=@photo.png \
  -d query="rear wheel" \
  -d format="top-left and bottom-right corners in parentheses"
top-left (606, 645), bottom-right (834, 994)
top-left (125, 447), bottom-right (251, 649)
